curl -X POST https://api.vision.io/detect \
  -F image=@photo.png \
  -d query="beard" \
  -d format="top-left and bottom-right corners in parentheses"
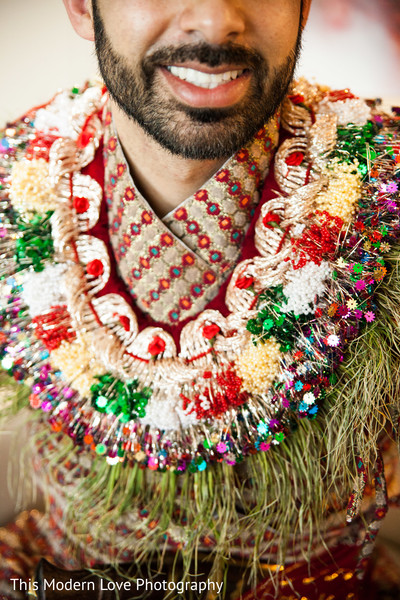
top-left (92, 1), bottom-right (302, 160)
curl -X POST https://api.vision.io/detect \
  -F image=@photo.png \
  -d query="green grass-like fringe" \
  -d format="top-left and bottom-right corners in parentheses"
top-left (4, 252), bottom-right (400, 599)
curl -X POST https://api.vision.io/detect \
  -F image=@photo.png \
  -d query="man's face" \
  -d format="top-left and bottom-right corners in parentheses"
top-left (92, 0), bottom-right (303, 160)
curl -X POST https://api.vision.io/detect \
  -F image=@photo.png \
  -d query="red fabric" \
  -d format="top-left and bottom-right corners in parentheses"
top-left (237, 544), bottom-right (370, 600)
top-left (82, 141), bottom-right (278, 348)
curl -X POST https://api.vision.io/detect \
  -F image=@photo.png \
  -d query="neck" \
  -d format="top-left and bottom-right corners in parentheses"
top-left (111, 102), bottom-right (228, 218)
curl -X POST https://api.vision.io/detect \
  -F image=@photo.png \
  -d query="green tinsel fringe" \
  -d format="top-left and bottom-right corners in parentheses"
top-left (4, 252), bottom-right (400, 598)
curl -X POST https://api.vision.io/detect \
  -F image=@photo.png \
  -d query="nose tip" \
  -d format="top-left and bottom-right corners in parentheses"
top-left (179, 1), bottom-right (246, 45)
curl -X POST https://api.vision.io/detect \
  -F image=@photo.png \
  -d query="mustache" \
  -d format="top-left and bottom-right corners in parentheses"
top-left (142, 41), bottom-right (266, 73)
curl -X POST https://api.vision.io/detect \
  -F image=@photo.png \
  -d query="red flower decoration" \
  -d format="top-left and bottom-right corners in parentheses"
top-left (285, 152), bottom-right (305, 167)
top-left (228, 181), bottom-right (242, 196)
top-left (174, 207), bottom-right (188, 221)
top-left (239, 195), bottom-right (251, 209)
top-left (289, 94), bottom-right (305, 105)
top-left (254, 128), bottom-right (266, 140)
top-left (198, 235), bottom-right (211, 249)
top-left (169, 265), bottom-right (182, 278)
top-left (206, 202), bottom-right (221, 216)
top-left (236, 276), bottom-right (254, 290)
top-left (32, 305), bottom-right (76, 351)
top-left (202, 324), bottom-right (220, 340)
top-left (179, 296), bottom-right (192, 310)
top-left (148, 336), bottom-right (166, 356)
top-left (86, 259), bottom-right (104, 277)
top-left (264, 137), bottom-right (273, 151)
top-left (328, 89), bottom-right (356, 102)
top-left (248, 162), bottom-right (259, 179)
top-left (149, 246), bottom-right (161, 258)
top-left (190, 284), bottom-right (203, 298)
top-left (182, 253), bottom-right (195, 266)
top-left (122, 233), bottom-right (131, 248)
top-left (218, 216), bottom-right (232, 230)
top-left (354, 221), bottom-right (365, 231)
top-left (203, 271), bottom-right (216, 285)
top-left (26, 134), bottom-right (59, 161)
top-left (73, 196), bottom-right (90, 214)
top-left (290, 211), bottom-right (343, 269)
top-left (141, 210), bottom-right (153, 225)
top-left (108, 137), bottom-right (117, 152)
top-left (117, 164), bottom-right (126, 177)
top-left (140, 257), bottom-right (151, 270)
top-left (194, 189), bottom-right (208, 202)
top-left (191, 368), bottom-right (247, 419)
top-left (235, 149), bottom-right (249, 163)
top-left (130, 223), bottom-right (141, 236)
top-left (209, 250), bottom-right (222, 263)
top-left (160, 233), bottom-right (173, 247)
top-left (124, 187), bottom-right (135, 201)
top-left (117, 315), bottom-right (131, 331)
top-left (159, 278), bottom-right (170, 290)
top-left (262, 212), bottom-right (281, 229)
top-left (186, 221), bottom-right (200, 234)
top-left (216, 169), bottom-right (230, 183)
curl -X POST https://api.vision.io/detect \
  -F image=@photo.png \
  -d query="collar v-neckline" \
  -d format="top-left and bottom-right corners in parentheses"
top-left (104, 106), bottom-right (279, 325)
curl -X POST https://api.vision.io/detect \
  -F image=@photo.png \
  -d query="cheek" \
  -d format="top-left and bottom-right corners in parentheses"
top-left (98, 0), bottom-right (173, 60)
top-left (251, 2), bottom-right (301, 65)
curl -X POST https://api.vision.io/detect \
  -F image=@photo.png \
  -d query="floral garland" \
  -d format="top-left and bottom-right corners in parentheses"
top-left (0, 82), bottom-right (399, 474)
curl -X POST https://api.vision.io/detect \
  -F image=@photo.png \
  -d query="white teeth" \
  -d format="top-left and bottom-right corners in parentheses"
top-left (168, 66), bottom-right (244, 88)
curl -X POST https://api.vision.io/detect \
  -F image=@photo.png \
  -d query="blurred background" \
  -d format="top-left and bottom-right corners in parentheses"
top-left (0, 0), bottom-right (400, 125)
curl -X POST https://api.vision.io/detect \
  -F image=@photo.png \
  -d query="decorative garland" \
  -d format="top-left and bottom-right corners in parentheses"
top-left (0, 81), bottom-right (399, 477)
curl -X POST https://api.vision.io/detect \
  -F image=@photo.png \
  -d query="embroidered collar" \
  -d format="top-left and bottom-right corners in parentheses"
top-left (104, 105), bottom-right (279, 324)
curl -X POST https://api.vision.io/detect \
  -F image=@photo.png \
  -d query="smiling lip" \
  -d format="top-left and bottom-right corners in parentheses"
top-left (160, 63), bottom-right (251, 109)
